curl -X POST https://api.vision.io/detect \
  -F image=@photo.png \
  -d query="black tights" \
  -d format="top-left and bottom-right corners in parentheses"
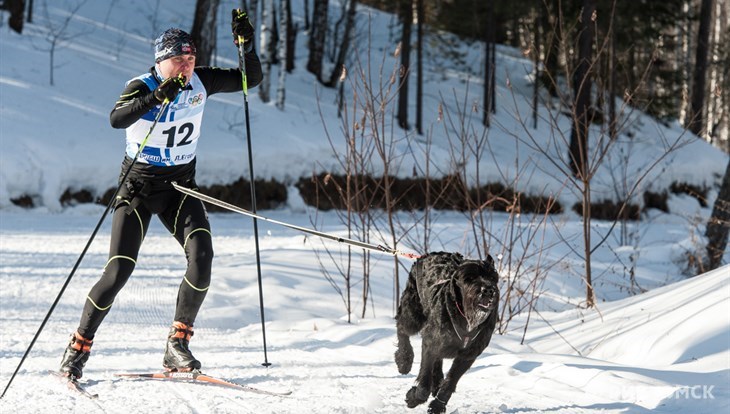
top-left (77, 190), bottom-right (213, 339)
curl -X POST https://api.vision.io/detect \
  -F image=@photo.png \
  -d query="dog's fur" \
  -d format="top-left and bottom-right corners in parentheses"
top-left (395, 252), bottom-right (499, 414)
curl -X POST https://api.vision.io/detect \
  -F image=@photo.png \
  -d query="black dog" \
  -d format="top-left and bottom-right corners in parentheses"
top-left (395, 252), bottom-right (499, 414)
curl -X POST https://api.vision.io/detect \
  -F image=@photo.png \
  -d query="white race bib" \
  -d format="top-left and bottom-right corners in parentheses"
top-left (125, 73), bottom-right (207, 166)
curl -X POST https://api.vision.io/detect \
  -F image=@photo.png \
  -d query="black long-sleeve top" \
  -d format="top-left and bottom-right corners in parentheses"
top-left (110, 52), bottom-right (263, 129)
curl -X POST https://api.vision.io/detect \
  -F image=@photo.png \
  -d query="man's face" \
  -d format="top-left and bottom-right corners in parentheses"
top-left (157, 54), bottom-right (195, 83)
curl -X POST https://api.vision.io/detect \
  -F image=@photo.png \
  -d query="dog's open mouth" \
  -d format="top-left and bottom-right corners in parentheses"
top-left (478, 288), bottom-right (498, 310)
top-left (463, 290), bottom-right (497, 330)
top-left (465, 300), bottom-right (494, 330)
top-left (477, 298), bottom-right (497, 311)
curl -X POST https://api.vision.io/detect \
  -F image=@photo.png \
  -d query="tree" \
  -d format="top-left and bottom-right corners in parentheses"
top-left (243, 0), bottom-right (258, 24)
top-left (307, 0), bottom-right (329, 82)
top-left (540, 0), bottom-right (561, 97)
top-left (190, 0), bottom-right (220, 67)
top-left (26, 0), bottom-right (33, 23)
top-left (37, 0), bottom-right (89, 86)
top-left (415, 0), bottom-right (424, 135)
top-left (396, 0), bottom-right (413, 130)
top-left (568, 0), bottom-right (597, 306)
top-left (568, 0), bottom-right (596, 180)
top-left (284, 0), bottom-right (296, 72)
top-left (275, 0), bottom-right (288, 110)
top-left (705, 159), bottom-right (730, 270)
top-left (269, 4), bottom-right (280, 65)
top-left (325, 0), bottom-right (356, 87)
top-left (687, 0), bottom-right (715, 137)
top-left (1, 0), bottom-right (24, 33)
top-left (483, 0), bottom-right (496, 127)
top-left (259, 0), bottom-right (274, 102)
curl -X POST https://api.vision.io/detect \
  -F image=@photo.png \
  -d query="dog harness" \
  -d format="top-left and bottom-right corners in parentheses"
top-left (453, 300), bottom-right (483, 348)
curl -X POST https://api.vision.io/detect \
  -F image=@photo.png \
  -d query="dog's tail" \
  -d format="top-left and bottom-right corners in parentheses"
top-left (396, 260), bottom-right (427, 333)
top-left (394, 331), bottom-right (414, 374)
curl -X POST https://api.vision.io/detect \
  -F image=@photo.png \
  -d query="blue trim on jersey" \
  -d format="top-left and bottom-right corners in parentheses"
top-left (140, 104), bottom-right (174, 122)
top-left (124, 71), bottom-right (205, 167)
top-left (137, 75), bottom-right (159, 92)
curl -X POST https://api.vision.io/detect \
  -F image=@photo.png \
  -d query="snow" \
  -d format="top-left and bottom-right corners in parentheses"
top-left (0, 1), bottom-right (729, 413)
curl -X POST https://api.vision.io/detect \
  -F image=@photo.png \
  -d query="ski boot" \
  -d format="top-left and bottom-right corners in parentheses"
top-left (163, 321), bottom-right (201, 371)
top-left (59, 331), bottom-right (93, 379)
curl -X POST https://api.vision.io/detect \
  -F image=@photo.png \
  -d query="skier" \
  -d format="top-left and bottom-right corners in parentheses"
top-left (59, 10), bottom-right (262, 379)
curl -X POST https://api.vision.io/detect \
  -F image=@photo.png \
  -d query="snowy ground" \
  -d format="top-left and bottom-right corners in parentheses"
top-left (0, 208), bottom-right (728, 413)
top-left (1, 0), bottom-right (729, 412)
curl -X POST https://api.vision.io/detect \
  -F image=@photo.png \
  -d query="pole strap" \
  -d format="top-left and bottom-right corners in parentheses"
top-left (171, 183), bottom-right (422, 260)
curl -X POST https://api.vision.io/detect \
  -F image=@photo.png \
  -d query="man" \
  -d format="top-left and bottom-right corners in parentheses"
top-left (59, 10), bottom-right (262, 379)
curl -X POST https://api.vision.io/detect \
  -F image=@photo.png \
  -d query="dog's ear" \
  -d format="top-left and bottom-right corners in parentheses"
top-left (482, 255), bottom-right (500, 283)
top-left (484, 254), bottom-right (495, 269)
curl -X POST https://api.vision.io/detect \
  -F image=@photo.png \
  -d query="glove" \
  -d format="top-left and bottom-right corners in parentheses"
top-left (231, 9), bottom-right (254, 51)
top-left (154, 74), bottom-right (186, 103)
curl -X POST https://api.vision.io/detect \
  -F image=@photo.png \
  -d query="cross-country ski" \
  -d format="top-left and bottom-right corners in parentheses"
top-left (48, 371), bottom-right (98, 399)
top-left (114, 371), bottom-right (292, 396)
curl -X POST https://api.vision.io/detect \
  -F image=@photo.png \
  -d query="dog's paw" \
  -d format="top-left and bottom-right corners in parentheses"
top-left (427, 397), bottom-right (447, 414)
top-left (405, 386), bottom-right (429, 408)
top-left (395, 339), bottom-right (414, 374)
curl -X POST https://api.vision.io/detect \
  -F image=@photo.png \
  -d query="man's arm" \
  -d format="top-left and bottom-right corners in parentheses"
top-left (195, 50), bottom-right (263, 96)
top-left (109, 80), bottom-right (159, 129)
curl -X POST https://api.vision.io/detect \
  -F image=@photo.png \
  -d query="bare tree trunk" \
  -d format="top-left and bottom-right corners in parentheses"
top-left (415, 0), bottom-right (423, 135)
top-left (245, 0), bottom-right (259, 25)
top-left (191, 0), bottom-right (220, 67)
top-left (285, 0), bottom-right (296, 72)
top-left (275, 0), bottom-right (288, 110)
top-left (326, 0), bottom-right (356, 87)
top-left (307, 0), bottom-right (329, 82)
top-left (541, 0), bottom-right (560, 97)
top-left (2, 0), bottom-right (25, 33)
top-left (569, 0), bottom-right (597, 307)
top-left (39, 0), bottom-right (88, 86)
top-left (303, 0), bottom-right (310, 31)
top-left (608, 20), bottom-right (617, 140)
top-left (26, 0), bottom-right (33, 23)
top-left (688, 0), bottom-right (715, 137)
top-left (569, 0), bottom-right (595, 179)
top-left (270, 5), bottom-right (280, 65)
top-left (705, 159), bottom-right (730, 270)
top-left (718, 1), bottom-right (729, 151)
top-left (50, 42), bottom-right (56, 86)
top-left (259, 0), bottom-right (273, 102)
top-left (532, 7), bottom-right (540, 129)
top-left (397, 0), bottom-right (413, 130)
top-left (483, 0), bottom-right (496, 126)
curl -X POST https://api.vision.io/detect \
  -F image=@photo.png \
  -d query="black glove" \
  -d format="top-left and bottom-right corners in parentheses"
top-left (231, 9), bottom-right (254, 51)
top-left (153, 74), bottom-right (186, 103)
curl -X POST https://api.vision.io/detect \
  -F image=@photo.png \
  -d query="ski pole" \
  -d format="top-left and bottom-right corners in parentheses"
top-left (236, 10), bottom-right (271, 368)
top-left (171, 183), bottom-right (423, 260)
top-left (1, 98), bottom-right (172, 400)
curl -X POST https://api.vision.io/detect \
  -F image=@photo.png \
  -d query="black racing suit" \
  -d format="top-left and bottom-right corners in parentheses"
top-left (75, 55), bottom-right (262, 339)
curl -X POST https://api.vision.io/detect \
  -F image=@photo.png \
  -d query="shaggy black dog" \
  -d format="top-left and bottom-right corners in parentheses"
top-left (395, 252), bottom-right (499, 414)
